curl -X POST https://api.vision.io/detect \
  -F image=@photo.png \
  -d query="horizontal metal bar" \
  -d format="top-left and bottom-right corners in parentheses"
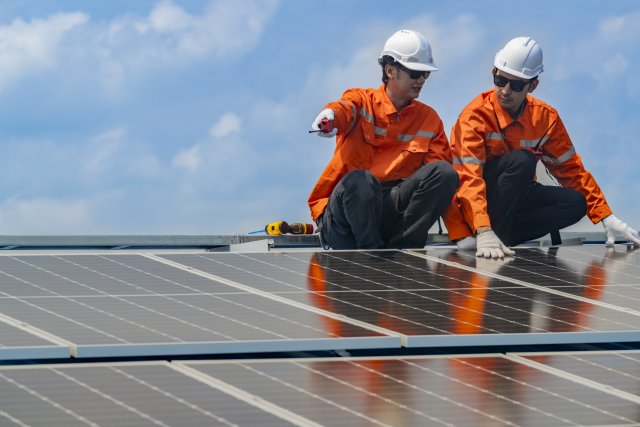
top-left (0, 235), bottom-right (321, 249)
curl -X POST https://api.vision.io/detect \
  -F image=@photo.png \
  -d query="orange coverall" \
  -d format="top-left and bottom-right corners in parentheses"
top-left (308, 85), bottom-right (467, 237)
top-left (449, 90), bottom-right (611, 239)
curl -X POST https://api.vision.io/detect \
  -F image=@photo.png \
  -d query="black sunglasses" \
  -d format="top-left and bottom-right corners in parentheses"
top-left (397, 63), bottom-right (430, 80)
top-left (493, 74), bottom-right (532, 92)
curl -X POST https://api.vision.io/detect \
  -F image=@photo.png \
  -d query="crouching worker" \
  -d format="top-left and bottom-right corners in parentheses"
top-left (308, 29), bottom-right (461, 249)
top-left (450, 36), bottom-right (640, 259)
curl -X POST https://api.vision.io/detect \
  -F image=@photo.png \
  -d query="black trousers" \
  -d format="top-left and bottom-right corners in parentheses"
top-left (484, 150), bottom-right (587, 246)
top-left (318, 161), bottom-right (459, 249)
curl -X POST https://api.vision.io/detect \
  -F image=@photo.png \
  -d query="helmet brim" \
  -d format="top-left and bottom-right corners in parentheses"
top-left (398, 60), bottom-right (438, 72)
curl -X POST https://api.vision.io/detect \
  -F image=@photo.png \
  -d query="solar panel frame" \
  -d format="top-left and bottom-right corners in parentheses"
top-left (0, 321), bottom-right (69, 360)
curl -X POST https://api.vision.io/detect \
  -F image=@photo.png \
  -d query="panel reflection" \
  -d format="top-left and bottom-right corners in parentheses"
top-left (195, 355), bottom-right (640, 427)
top-left (304, 249), bottom-right (638, 337)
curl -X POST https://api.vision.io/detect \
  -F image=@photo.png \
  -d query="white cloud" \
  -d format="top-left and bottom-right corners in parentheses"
top-left (173, 145), bottom-right (201, 172)
top-left (146, 0), bottom-right (192, 33)
top-left (173, 112), bottom-right (243, 172)
top-left (210, 113), bottom-right (242, 138)
top-left (0, 12), bottom-right (88, 90)
top-left (80, 127), bottom-right (162, 180)
top-left (84, 127), bottom-right (126, 173)
top-left (0, 1), bottom-right (279, 94)
top-left (107, 0), bottom-right (279, 61)
top-left (602, 53), bottom-right (629, 75)
top-left (554, 10), bottom-right (640, 84)
top-left (171, 115), bottom-right (255, 193)
top-left (598, 11), bottom-right (640, 44)
top-left (0, 197), bottom-right (93, 234)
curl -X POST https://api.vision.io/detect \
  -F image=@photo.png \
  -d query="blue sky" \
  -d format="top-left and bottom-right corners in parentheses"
top-left (0, 0), bottom-right (638, 235)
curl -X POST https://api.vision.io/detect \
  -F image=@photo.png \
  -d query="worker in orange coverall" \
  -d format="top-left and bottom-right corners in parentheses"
top-left (449, 37), bottom-right (640, 259)
top-left (308, 30), bottom-right (462, 250)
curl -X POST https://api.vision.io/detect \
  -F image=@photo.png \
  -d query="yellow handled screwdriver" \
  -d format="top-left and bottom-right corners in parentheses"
top-left (265, 221), bottom-right (314, 235)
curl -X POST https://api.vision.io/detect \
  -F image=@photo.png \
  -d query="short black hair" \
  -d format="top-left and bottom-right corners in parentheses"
top-left (378, 55), bottom-right (397, 83)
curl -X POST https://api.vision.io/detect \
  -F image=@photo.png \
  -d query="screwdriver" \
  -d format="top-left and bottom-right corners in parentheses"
top-left (308, 118), bottom-right (333, 133)
top-left (265, 221), bottom-right (315, 235)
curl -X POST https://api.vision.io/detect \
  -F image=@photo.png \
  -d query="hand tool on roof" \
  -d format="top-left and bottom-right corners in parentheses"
top-left (265, 221), bottom-right (315, 235)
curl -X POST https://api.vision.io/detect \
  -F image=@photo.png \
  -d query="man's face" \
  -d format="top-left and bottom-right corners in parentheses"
top-left (387, 64), bottom-right (428, 104)
top-left (493, 69), bottom-right (536, 116)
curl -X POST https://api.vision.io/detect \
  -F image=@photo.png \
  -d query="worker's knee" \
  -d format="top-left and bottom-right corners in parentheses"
top-left (565, 190), bottom-right (587, 221)
top-left (339, 169), bottom-right (382, 201)
top-left (416, 161), bottom-right (459, 191)
top-left (504, 149), bottom-right (537, 176)
top-left (433, 161), bottom-right (459, 188)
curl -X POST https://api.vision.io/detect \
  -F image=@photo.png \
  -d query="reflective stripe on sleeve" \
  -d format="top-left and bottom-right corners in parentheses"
top-left (520, 135), bottom-right (549, 149)
top-left (486, 132), bottom-right (504, 140)
top-left (358, 107), bottom-right (387, 136)
top-left (359, 107), bottom-right (374, 123)
top-left (339, 100), bottom-right (357, 133)
top-left (542, 146), bottom-right (576, 164)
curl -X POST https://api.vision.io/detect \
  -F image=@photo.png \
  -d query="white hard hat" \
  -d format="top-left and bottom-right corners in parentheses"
top-left (379, 29), bottom-right (438, 72)
top-left (494, 37), bottom-right (543, 79)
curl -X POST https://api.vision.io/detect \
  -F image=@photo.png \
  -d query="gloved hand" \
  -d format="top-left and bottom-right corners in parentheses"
top-left (311, 108), bottom-right (337, 137)
top-left (602, 214), bottom-right (640, 246)
top-left (456, 235), bottom-right (477, 250)
top-left (476, 230), bottom-right (515, 259)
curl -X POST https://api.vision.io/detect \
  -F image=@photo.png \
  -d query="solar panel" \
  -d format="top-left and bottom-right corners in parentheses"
top-left (160, 249), bottom-right (640, 348)
top-left (182, 353), bottom-right (640, 426)
top-left (0, 362), bottom-right (300, 426)
top-left (3, 352), bottom-right (639, 427)
top-left (1, 243), bottom-right (640, 426)
top-left (0, 254), bottom-right (398, 359)
top-left (3, 248), bottom-right (639, 360)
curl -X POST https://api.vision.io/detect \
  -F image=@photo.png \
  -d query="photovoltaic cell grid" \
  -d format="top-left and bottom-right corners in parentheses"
top-left (0, 254), bottom-right (396, 359)
top-left (161, 248), bottom-right (640, 347)
top-left (515, 349), bottom-right (640, 397)
top-left (185, 353), bottom-right (640, 426)
top-left (424, 245), bottom-right (640, 313)
top-left (0, 246), bottom-right (639, 360)
top-left (1, 351), bottom-right (639, 427)
top-left (0, 247), bottom-right (639, 426)
top-left (0, 362), bottom-right (295, 427)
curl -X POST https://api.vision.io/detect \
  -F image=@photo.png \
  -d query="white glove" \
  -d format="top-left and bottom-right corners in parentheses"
top-left (456, 235), bottom-right (477, 250)
top-left (311, 108), bottom-right (337, 137)
top-left (476, 230), bottom-right (515, 259)
top-left (602, 214), bottom-right (640, 246)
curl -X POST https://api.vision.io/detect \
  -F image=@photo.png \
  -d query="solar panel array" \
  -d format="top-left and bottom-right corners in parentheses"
top-left (1, 351), bottom-right (639, 426)
top-left (0, 244), bottom-right (639, 425)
